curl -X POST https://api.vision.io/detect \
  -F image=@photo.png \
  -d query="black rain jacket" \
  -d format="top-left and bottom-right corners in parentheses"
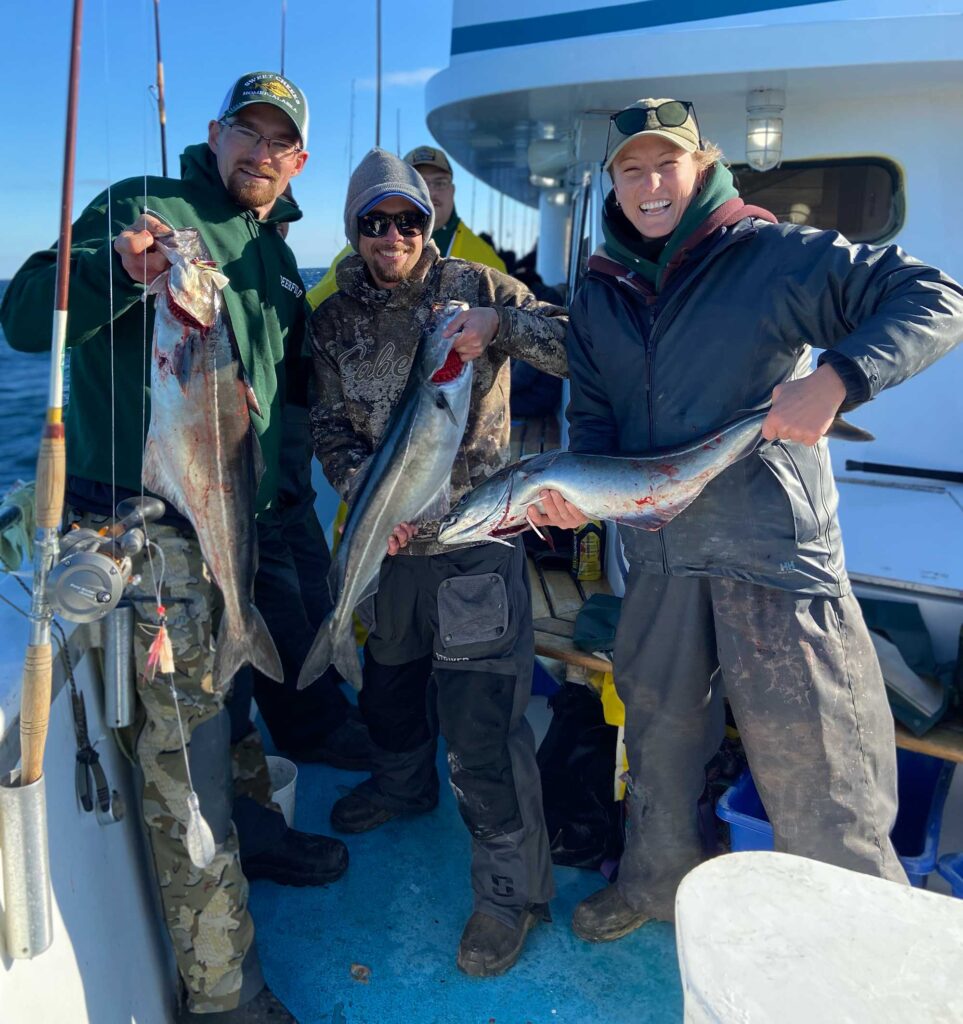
top-left (566, 218), bottom-right (963, 595)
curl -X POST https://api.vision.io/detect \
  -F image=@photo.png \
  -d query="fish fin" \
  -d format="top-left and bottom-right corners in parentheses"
top-left (250, 428), bottom-right (265, 489)
top-left (354, 567), bottom-right (382, 608)
top-left (825, 415), bottom-right (874, 443)
top-left (213, 605), bottom-right (283, 688)
top-left (244, 379), bottom-right (263, 419)
top-left (616, 498), bottom-right (695, 532)
top-left (413, 481), bottom-right (452, 523)
top-left (298, 614), bottom-right (364, 692)
top-left (142, 442), bottom-right (186, 514)
top-left (435, 392), bottom-right (459, 426)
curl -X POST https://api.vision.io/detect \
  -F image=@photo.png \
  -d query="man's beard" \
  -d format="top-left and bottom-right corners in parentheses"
top-left (227, 166), bottom-right (280, 210)
top-left (372, 247), bottom-right (417, 283)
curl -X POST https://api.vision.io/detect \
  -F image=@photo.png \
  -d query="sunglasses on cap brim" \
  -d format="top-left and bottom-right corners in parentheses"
top-left (611, 100), bottom-right (698, 136)
top-left (357, 210), bottom-right (430, 238)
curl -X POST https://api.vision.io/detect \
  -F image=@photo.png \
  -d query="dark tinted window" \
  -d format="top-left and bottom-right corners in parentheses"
top-left (731, 159), bottom-right (903, 243)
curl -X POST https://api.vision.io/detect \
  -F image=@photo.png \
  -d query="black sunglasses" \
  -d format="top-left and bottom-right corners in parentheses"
top-left (357, 210), bottom-right (429, 238)
top-left (611, 100), bottom-right (697, 136)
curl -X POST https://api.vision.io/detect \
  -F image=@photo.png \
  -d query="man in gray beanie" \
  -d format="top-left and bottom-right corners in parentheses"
top-left (307, 147), bottom-right (568, 976)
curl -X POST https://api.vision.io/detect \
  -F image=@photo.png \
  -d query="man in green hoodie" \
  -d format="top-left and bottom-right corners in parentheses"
top-left (1, 72), bottom-right (344, 1024)
top-left (530, 97), bottom-right (963, 942)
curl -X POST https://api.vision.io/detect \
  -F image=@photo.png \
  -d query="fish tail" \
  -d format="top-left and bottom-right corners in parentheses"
top-left (297, 614), bottom-right (363, 692)
top-left (213, 605), bottom-right (283, 688)
top-left (826, 415), bottom-right (875, 443)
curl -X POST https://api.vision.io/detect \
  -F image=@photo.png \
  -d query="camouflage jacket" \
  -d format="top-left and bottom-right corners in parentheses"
top-left (308, 242), bottom-right (569, 555)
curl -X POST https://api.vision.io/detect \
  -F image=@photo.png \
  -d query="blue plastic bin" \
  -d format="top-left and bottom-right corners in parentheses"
top-left (937, 853), bottom-right (963, 898)
top-left (716, 748), bottom-right (956, 887)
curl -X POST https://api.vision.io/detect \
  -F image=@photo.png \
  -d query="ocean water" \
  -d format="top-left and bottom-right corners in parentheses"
top-left (0, 269), bottom-right (326, 497)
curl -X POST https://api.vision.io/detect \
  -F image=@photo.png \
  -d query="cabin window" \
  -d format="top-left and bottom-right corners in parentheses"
top-left (730, 158), bottom-right (903, 243)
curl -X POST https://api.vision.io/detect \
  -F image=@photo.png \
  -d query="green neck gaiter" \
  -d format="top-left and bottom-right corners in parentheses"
top-left (431, 209), bottom-right (460, 258)
top-left (602, 162), bottom-right (739, 289)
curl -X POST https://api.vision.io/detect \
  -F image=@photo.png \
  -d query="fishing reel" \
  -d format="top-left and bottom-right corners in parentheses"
top-left (47, 497), bottom-right (166, 623)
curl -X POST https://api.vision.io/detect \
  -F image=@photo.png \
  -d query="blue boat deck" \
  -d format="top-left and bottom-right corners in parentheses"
top-left (250, 721), bottom-right (682, 1024)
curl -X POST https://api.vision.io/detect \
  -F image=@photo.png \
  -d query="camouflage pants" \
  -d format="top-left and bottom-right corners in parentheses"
top-left (69, 512), bottom-right (273, 1012)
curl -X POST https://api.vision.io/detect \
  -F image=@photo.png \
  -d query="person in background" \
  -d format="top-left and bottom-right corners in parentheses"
top-left (506, 245), bottom-right (565, 419)
top-left (1, 71), bottom-right (347, 1024)
top-left (309, 148), bottom-right (567, 978)
top-left (307, 144), bottom-right (505, 310)
top-left (529, 97), bottom-right (963, 943)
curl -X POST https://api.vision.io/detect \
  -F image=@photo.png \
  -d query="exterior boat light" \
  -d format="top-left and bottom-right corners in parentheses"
top-left (746, 89), bottom-right (785, 172)
top-left (528, 135), bottom-right (573, 190)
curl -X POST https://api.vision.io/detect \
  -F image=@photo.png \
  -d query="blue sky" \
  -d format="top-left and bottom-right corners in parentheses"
top-left (0, 0), bottom-right (535, 277)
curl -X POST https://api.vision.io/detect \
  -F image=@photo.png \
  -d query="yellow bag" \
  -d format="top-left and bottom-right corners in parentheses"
top-left (587, 669), bottom-right (629, 801)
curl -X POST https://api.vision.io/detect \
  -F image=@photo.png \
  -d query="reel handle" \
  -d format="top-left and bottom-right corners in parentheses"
top-left (98, 496), bottom-right (166, 541)
top-left (115, 496), bottom-right (166, 526)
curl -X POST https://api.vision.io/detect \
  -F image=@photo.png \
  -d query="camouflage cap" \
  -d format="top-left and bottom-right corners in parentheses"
top-left (604, 98), bottom-right (699, 169)
top-left (218, 71), bottom-right (309, 147)
top-left (403, 146), bottom-right (453, 176)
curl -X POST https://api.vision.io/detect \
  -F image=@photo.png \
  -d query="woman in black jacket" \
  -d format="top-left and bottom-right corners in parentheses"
top-left (532, 97), bottom-right (963, 940)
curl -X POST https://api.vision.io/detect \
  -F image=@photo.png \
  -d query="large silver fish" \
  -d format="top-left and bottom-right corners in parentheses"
top-left (297, 300), bottom-right (474, 691)
top-left (437, 409), bottom-right (872, 546)
top-left (143, 227), bottom-right (282, 687)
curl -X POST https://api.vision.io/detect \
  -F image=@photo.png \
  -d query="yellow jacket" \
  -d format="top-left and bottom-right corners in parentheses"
top-left (307, 220), bottom-right (506, 310)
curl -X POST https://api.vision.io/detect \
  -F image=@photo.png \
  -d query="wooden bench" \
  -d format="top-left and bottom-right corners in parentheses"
top-left (510, 415), bottom-right (560, 461)
top-left (529, 556), bottom-right (963, 764)
top-left (529, 553), bottom-right (614, 676)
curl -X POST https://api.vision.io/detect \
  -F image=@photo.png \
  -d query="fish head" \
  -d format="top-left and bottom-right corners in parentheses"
top-left (419, 300), bottom-right (472, 385)
top-left (437, 463), bottom-right (528, 545)
top-left (147, 228), bottom-right (230, 331)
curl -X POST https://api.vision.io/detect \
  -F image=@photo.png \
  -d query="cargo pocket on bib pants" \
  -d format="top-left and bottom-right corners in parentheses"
top-left (434, 572), bottom-right (516, 674)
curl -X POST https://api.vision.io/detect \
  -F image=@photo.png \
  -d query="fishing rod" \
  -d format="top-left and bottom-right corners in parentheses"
top-left (153, 0), bottom-right (168, 175)
top-left (280, 0), bottom-right (287, 75)
top-left (21, 0), bottom-right (86, 789)
top-left (375, 0), bottom-right (382, 146)
top-left (0, 0), bottom-right (85, 964)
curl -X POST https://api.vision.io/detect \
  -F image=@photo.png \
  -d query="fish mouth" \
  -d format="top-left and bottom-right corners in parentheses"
top-left (438, 477), bottom-right (518, 544)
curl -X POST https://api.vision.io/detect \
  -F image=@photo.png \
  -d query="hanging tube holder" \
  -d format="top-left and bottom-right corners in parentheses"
top-left (103, 601), bottom-right (135, 728)
top-left (0, 770), bottom-right (53, 958)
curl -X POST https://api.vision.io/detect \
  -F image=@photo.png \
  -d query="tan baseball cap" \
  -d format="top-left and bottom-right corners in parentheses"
top-left (403, 145), bottom-right (453, 176)
top-left (604, 98), bottom-right (700, 170)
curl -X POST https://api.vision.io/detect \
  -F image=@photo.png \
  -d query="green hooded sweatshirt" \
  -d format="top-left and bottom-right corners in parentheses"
top-left (602, 162), bottom-right (739, 290)
top-left (0, 143), bottom-right (304, 512)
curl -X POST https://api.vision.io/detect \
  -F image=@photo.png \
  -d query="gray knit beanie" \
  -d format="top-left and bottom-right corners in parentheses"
top-left (344, 147), bottom-right (434, 250)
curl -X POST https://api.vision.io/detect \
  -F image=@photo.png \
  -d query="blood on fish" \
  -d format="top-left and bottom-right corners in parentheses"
top-left (634, 496), bottom-right (654, 506)
top-left (655, 463), bottom-right (679, 477)
top-left (491, 524), bottom-right (527, 538)
top-left (431, 350), bottom-right (464, 383)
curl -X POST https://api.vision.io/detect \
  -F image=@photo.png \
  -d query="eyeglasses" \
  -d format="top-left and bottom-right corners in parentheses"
top-left (357, 210), bottom-right (430, 238)
top-left (422, 177), bottom-right (453, 192)
top-left (611, 100), bottom-right (697, 137)
top-left (218, 120), bottom-right (302, 159)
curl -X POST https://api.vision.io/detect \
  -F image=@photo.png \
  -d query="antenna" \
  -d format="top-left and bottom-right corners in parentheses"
top-left (348, 77), bottom-right (356, 175)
